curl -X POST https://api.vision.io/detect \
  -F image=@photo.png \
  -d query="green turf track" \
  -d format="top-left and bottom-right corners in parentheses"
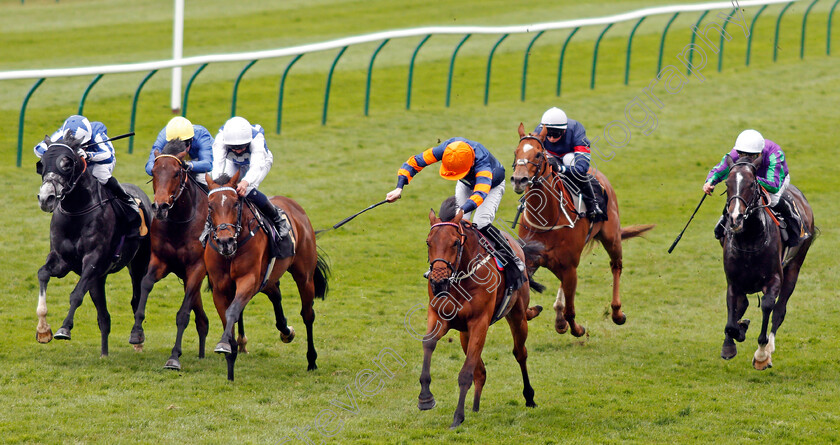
top-left (1, 0), bottom-right (839, 443)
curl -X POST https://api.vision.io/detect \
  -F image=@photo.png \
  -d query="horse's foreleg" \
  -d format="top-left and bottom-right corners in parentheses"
top-left (722, 285), bottom-right (749, 360)
top-left (36, 252), bottom-right (69, 343)
top-left (164, 266), bottom-right (204, 370)
top-left (506, 301), bottom-right (535, 408)
top-left (132, 258), bottom-right (169, 347)
top-left (128, 247), bottom-right (150, 350)
top-left (458, 331), bottom-right (486, 413)
top-left (87, 276), bottom-right (110, 357)
top-left (418, 313), bottom-right (446, 412)
top-left (754, 276), bottom-right (782, 371)
top-left (264, 283), bottom-right (295, 343)
top-left (452, 319), bottom-right (489, 429)
top-left (56, 259), bottom-right (101, 340)
top-left (557, 267), bottom-right (585, 337)
top-left (237, 311), bottom-right (248, 354)
top-left (601, 234), bottom-right (626, 325)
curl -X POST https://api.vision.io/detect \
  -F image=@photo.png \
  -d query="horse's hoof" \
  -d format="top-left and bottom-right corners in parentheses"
top-left (214, 342), bottom-right (232, 354)
top-left (280, 326), bottom-right (296, 343)
top-left (238, 343), bottom-right (248, 354)
top-left (612, 312), bottom-right (627, 325)
top-left (133, 344), bottom-right (144, 352)
top-left (418, 396), bottom-right (436, 411)
top-left (449, 413), bottom-right (465, 429)
top-left (752, 356), bottom-right (772, 371)
top-left (555, 318), bottom-right (569, 334)
top-left (54, 328), bottom-right (71, 340)
top-left (164, 358), bottom-right (182, 370)
top-left (721, 341), bottom-right (737, 360)
top-left (571, 325), bottom-right (587, 338)
top-left (307, 363), bottom-right (318, 371)
top-left (36, 329), bottom-right (53, 344)
top-left (128, 330), bottom-right (145, 345)
top-left (526, 400), bottom-right (537, 408)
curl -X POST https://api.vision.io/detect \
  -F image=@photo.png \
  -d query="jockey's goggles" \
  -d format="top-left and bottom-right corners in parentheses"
top-left (227, 143), bottom-right (250, 153)
top-left (545, 127), bottom-right (565, 138)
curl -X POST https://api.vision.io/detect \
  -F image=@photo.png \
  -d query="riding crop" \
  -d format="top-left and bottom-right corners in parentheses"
top-left (667, 193), bottom-right (706, 254)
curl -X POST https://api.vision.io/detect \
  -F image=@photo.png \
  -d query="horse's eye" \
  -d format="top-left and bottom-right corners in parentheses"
top-left (452, 241), bottom-right (459, 248)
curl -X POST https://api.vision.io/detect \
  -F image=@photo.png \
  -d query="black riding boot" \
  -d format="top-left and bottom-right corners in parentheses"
top-left (250, 194), bottom-right (289, 240)
top-left (773, 194), bottom-right (802, 247)
top-left (104, 176), bottom-right (140, 232)
top-left (579, 175), bottom-right (607, 222)
top-left (478, 224), bottom-right (525, 292)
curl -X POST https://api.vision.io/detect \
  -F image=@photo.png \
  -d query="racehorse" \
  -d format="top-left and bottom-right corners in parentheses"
top-left (510, 123), bottom-right (654, 337)
top-left (35, 135), bottom-right (151, 356)
top-left (719, 155), bottom-right (814, 370)
top-left (204, 171), bottom-right (329, 381)
top-left (419, 197), bottom-right (544, 429)
top-left (133, 139), bottom-right (211, 370)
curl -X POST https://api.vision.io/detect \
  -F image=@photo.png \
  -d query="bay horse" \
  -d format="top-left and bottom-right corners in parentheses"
top-left (35, 135), bottom-right (151, 356)
top-left (133, 139), bottom-right (211, 370)
top-left (419, 197), bottom-right (543, 429)
top-left (204, 171), bottom-right (329, 381)
top-left (510, 123), bottom-right (654, 337)
top-left (719, 155), bottom-right (814, 370)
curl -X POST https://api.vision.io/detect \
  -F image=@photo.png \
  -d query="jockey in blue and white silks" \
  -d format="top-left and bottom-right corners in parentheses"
top-left (145, 116), bottom-right (214, 185)
top-left (34, 115), bottom-right (139, 214)
top-left (209, 116), bottom-right (287, 239)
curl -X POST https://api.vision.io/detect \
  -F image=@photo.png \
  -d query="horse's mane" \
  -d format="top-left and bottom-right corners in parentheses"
top-left (439, 196), bottom-right (459, 222)
top-left (162, 138), bottom-right (187, 155)
top-left (46, 132), bottom-right (85, 150)
top-left (213, 174), bottom-right (232, 186)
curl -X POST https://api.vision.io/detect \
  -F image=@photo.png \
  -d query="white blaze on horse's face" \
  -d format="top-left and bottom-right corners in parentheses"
top-left (522, 143), bottom-right (534, 153)
top-left (220, 194), bottom-right (228, 207)
top-left (731, 172), bottom-right (744, 219)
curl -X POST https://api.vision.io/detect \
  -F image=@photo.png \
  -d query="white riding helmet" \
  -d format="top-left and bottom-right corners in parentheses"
top-left (733, 129), bottom-right (765, 154)
top-left (540, 107), bottom-right (568, 129)
top-left (223, 116), bottom-right (253, 146)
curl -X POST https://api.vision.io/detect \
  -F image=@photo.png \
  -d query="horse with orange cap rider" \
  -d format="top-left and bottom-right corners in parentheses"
top-left (386, 137), bottom-right (525, 292)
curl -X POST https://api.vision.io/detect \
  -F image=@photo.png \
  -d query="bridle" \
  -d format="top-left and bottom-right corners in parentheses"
top-left (153, 154), bottom-right (189, 204)
top-left (207, 187), bottom-right (244, 253)
top-left (44, 143), bottom-right (87, 200)
top-left (726, 161), bottom-right (766, 223)
top-left (512, 135), bottom-right (550, 187)
top-left (428, 222), bottom-right (467, 281)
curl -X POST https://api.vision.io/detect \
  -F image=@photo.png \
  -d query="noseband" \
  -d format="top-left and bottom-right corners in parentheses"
top-left (428, 222), bottom-right (467, 281)
top-left (207, 187), bottom-right (243, 252)
top-left (153, 154), bottom-right (189, 204)
top-left (512, 136), bottom-right (549, 187)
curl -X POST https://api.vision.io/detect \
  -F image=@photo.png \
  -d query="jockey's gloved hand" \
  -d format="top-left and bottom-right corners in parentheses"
top-left (76, 149), bottom-right (88, 160)
top-left (184, 161), bottom-right (193, 171)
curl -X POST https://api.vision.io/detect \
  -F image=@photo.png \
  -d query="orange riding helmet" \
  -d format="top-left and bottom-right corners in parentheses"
top-left (439, 141), bottom-right (475, 181)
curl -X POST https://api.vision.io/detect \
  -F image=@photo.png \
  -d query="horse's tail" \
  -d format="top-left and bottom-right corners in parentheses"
top-left (314, 247), bottom-right (331, 300)
top-left (521, 240), bottom-right (546, 293)
top-left (620, 224), bottom-right (656, 240)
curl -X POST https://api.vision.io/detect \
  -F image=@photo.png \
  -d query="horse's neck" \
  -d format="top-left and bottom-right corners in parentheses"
top-left (62, 174), bottom-right (100, 210)
top-left (731, 210), bottom-right (774, 248)
top-left (172, 180), bottom-right (202, 221)
top-left (525, 171), bottom-right (564, 215)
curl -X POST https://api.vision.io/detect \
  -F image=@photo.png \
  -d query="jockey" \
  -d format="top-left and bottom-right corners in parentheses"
top-left (209, 116), bottom-right (288, 240)
top-left (704, 129), bottom-right (802, 247)
top-left (385, 137), bottom-right (525, 291)
top-left (145, 116), bottom-right (214, 187)
top-left (534, 107), bottom-right (607, 223)
top-left (34, 115), bottom-right (140, 219)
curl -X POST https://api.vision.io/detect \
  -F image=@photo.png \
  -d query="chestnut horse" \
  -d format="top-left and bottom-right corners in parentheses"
top-left (510, 123), bottom-right (654, 337)
top-left (419, 197), bottom-right (543, 429)
top-left (719, 156), bottom-right (814, 370)
top-left (204, 172), bottom-right (329, 381)
top-left (132, 140), bottom-right (211, 370)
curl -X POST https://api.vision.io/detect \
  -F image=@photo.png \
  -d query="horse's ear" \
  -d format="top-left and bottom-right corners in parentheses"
top-left (517, 122), bottom-right (526, 138)
top-left (538, 125), bottom-right (547, 141)
top-left (36, 160), bottom-right (43, 176)
top-left (43, 135), bottom-right (52, 146)
top-left (176, 150), bottom-right (187, 160)
top-left (429, 208), bottom-right (437, 225)
top-left (205, 173), bottom-right (214, 188)
top-left (751, 153), bottom-right (763, 169)
top-left (153, 149), bottom-right (161, 158)
top-left (452, 209), bottom-right (463, 224)
top-left (230, 170), bottom-right (241, 185)
top-left (725, 154), bottom-right (734, 168)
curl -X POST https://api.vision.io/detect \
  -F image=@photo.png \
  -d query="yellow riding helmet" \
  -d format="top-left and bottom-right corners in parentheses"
top-left (165, 116), bottom-right (195, 141)
top-left (439, 141), bottom-right (475, 181)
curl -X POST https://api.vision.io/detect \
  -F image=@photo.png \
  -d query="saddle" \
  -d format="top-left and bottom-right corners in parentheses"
top-left (250, 203), bottom-right (296, 259)
top-left (100, 186), bottom-right (148, 238)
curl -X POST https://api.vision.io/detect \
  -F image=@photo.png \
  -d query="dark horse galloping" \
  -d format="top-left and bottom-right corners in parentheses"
top-left (719, 155), bottom-right (814, 370)
top-left (204, 172), bottom-right (330, 381)
top-left (419, 198), bottom-right (544, 429)
top-left (132, 139), bottom-right (211, 370)
top-left (35, 136), bottom-right (151, 356)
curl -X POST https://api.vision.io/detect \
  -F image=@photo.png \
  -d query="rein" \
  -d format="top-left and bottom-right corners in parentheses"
top-left (428, 222), bottom-right (498, 285)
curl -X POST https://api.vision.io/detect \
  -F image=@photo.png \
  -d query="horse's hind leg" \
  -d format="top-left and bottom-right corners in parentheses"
top-left (599, 231), bottom-right (626, 325)
top-left (264, 283), bottom-right (295, 343)
top-left (56, 261), bottom-right (100, 340)
top-left (133, 258), bottom-right (169, 348)
top-left (291, 269), bottom-right (318, 371)
top-left (165, 266), bottom-right (204, 370)
top-left (507, 300), bottom-right (536, 408)
top-left (459, 331), bottom-right (486, 413)
top-left (237, 312), bottom-right (248, 353)
top-left (128, 243), bottom-right (151, 350)
top-left (556, 267), bottom-right (585, 337)
top-left (36, 252), bottom-right (69, 343)
top-left (87, 276), bottom-right (110, 357)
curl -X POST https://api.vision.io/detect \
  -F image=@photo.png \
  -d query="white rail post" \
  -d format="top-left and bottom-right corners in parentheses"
top-left (171, 0), bottom-right (184, 113)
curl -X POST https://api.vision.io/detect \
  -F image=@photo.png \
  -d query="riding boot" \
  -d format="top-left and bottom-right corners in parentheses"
top-left (579, 175), bottom-right (607, 222)
top-left (772, 194), bottom-right (802, 247)
top-left (478, 224), bottom-right (525, 292)
top-left (104, 176), bottom-right (140, 233)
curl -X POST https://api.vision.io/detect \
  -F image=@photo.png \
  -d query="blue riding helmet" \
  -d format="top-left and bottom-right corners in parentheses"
top-left (59, 115), bottom-right (93, 144)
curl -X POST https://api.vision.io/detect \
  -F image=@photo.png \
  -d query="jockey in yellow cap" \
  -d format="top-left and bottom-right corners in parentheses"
top-left (386, 137), bottom-right (525, 291)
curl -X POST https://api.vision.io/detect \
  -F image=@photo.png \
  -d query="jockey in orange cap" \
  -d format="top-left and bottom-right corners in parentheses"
top-left (386, 137), bottom-right (525, 291)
